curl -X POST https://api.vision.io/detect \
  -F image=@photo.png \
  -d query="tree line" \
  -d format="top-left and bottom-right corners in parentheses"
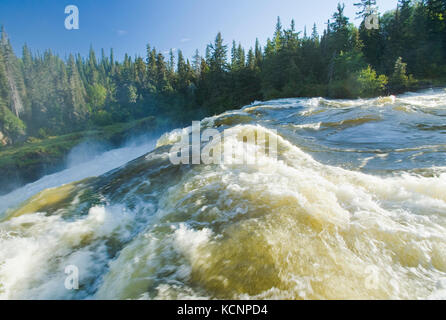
top-left (0, 0), bottom-right (445, 145)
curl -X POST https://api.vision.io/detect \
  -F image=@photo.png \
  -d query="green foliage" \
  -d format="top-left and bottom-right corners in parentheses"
top-left (331, 50), bottom-right (367, 81)
top-left (388, 57), bottom-right (416, 93)
top-left (0, 0), bottom-right (446, 147)
top-left (209, 33), bottom-right (228, 73)
top-left (355, 66), bottom-right (388, 97)
top-left (0, 103), bottom-right (26, 140)
top-left (92, 110), bottom-right (113, 126)
top-left (354, 0), bottom-right (377, 18)
top-left (37, 128), bottom-right (49, 139)
top-left (328, 64), bottom-right (388, 99)
top-left (88, 83), bottom-right (107, 110)
top-left (0, 116), bottom-right (158, 193)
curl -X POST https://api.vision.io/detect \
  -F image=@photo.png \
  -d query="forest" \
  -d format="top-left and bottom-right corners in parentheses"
top-left (0, 0), bottom-right (446, 146)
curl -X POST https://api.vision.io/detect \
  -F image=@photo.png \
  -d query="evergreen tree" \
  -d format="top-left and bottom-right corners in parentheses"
top-left (146, 45), bottom-right (158, 94)
top-left (354, 0), bottom-right (377, 18)
top-left (0, 1), bottom-right (444, 146)
top-left (209, 32), bottom-right (228, 73)
top-left (1, 27), bottom-right (26, 118)
top-left (192, 49), bottom-right (201, 77)
top-left (330, 3), bottom-right (351, 53)
top-left (273, 17), bottom-right (283, 51)
top-left (246, 48), bottom-right (255, 70)
top-left (389, 57), bottom-right (413, 92)
top-left (67, 54), bottom-right (87, 122)
top-left (255, 38), bottom-right (263, 67)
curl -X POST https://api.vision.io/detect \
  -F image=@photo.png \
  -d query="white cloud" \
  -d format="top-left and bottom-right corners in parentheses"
top-left (180, 38), bottom-right (191, 43)
top-left (117, 30), bottom-right (128, 36)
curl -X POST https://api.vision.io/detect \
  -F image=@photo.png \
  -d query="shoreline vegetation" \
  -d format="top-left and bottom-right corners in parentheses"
top-left (1, 0), bottom-right (446, 191)
top-left (0, 116), bottom-right (163, 195)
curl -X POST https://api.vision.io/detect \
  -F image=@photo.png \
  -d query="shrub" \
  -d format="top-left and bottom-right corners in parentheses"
top-left (0, 105), bottom-right (26, 139)
top-left (355, 66), bottom-right (388, 98)
top-left (388, 57), bottom-right (416, 93)
top-left (92, 110), bottom-right (113, 126)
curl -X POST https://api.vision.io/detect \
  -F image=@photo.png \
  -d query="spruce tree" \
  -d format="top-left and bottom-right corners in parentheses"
top-left (209, 32), bottom-right (228, 73)
top-left (1, 27), bottom-right (26, 118)
top-left (354, 0), bottom-right (377, 19)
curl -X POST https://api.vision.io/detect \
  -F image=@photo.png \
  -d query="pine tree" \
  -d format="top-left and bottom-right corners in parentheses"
top-left (231, 40), bottom-right (238, 69)
top-left (389, 57), bottom-right (412, 92)
top-left (192, 49), bottom-right (201, 77)
top-left (109, 48), bottom-right (115, 75)
top-left (177, 49), bottom-right (189, 90)
top-left (237, 43), bottom-right (245, 69)
top-left (247, 48), bottom-right (255, 70)
top-left (1, 27), bottom-right (25, 118)
top-left (255, 38), bottom-right (263, 67)
top-left (311, 24), bottom-right (319, 42)
top-left (0, 41), bottom-right (9, 103)
top-left (354, 0), bottom-right (377, 19)
top-left (146, 45), bottom-right (158, 94)
top-left (209, 32), bottom-right (228, 73)
top-left (87, 45), bottom-right (99, 84)
top-left (330, 3), bottom-right (354, 54)
top-left (155, 52), bottom-right (172, 94)
top-left (134, 56), bottom-right (147, 89)
top-left (168, 48), bottom-right (175, 74)
top-left (205, 45), bottom-right (211, 64)
top-left (67, 54), bottom-right (87, 122)
top-left (273, 17), bottom-right (283, 51)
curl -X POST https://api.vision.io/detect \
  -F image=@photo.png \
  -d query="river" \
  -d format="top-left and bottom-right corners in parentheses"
top-left (0, 89), bottom-right (445, 299)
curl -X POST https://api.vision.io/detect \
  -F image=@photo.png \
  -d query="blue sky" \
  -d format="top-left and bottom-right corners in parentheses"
top-left (0, 0), bottom-right (398, 61)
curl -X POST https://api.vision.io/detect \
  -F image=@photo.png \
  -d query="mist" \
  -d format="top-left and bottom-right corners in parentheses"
top-left (0, 133), bottom-right (160, 218)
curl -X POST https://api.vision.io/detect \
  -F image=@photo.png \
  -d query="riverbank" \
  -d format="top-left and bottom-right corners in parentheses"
top-left (0, 116), bottom-right (161, 195)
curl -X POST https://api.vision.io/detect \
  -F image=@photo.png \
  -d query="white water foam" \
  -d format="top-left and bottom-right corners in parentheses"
top-left (0, 138), bottom-right (156, 217)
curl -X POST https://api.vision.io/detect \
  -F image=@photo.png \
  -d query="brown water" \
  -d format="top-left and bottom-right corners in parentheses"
top-left (1, 89), bottom-right (446, 299)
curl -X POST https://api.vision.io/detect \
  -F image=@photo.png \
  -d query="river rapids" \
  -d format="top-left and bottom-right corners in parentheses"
top-left (0, 89), bottom-right (446, 300)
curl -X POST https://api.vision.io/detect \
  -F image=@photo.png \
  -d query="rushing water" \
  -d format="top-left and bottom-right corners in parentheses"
top-left (0, 89), bottom-right (446, 300)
